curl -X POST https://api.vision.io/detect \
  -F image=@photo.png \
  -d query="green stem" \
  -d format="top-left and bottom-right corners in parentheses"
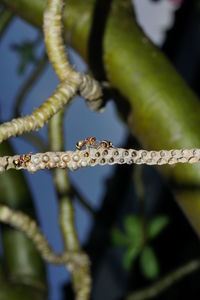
top-left (45, 1), bottom-right (92, 295)
top-left (0, 80), bottom-right (78, 143)
top-left (127, 259), bottom-right (200, 300)
top-left (0, 141), bottom-right (47, 293)
top-left (0, 284), bottom-right (46, 300)
top-left (0, 203), bottom-right (79, 265)
top-left (49, 112), bottom-right (91, 300)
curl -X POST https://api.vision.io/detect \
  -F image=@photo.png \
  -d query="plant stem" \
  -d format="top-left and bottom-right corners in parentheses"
top-left (49, 112), bottom-right (92, 300)
top-left (127, 259), bottom-right (200, 300)
top-left (0, 141), bottom-right (47, 292)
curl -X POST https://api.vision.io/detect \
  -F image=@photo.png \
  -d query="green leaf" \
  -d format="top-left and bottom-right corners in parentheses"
top-left (139, 246), bottom-right (159, 279)
top-left (147, 216), bottom-right (169, 240)
top-left (11, 41), bottom-right (38, 75)
top-left (111, 228), bottom-right (130, 247)
top-left (123, 246), bottom-right (140, 270)
top-left (124, 215), bottom-right (142, 246)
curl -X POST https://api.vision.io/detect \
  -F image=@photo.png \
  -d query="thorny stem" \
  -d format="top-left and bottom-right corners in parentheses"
top-left (127, 259), bottom-right (200, 300)
top-left (0, 204), bottom-right (88, 268)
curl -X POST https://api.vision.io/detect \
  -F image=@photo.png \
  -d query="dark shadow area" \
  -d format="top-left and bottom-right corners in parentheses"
top-left (163, 0), bottom-right (200, 98)
top-left (125, 178), bottom-right (200, 300)
top-left (162, 0), bottom-right (195, 61)
top-left (88, 0), bottom-right (112, 81)
top-left (88, 0), bottom-right (133, 120)
top-left (103, 86), bottom-right (132, 124)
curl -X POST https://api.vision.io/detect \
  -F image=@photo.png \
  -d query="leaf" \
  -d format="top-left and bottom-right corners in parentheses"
top-left (147, 216), bottom-right (169, 240)
top-left (123, 245), bottom-right (140, 270)
top-left (111, 228), bottom-right (130, 247)
top-left (124, 215), bottom-right (143, 246)
top-left (139, 246), bottom-right (159, 279)
top-left (11, 41), bottom-right (38, 75)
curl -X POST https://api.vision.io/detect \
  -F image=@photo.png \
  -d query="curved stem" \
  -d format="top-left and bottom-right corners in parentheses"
top-left (0, 141), bottom-right (47, 291)
top-left (43, 0), bottom-right (102, 108)
top-left (43, 0), bottom-right (76, 81)
top-left (0, 204), bottom-right (86, 267)
top-left (0, 80), bottom-right (78, 143)
top-left (127, 259), bottom-right (200, 300)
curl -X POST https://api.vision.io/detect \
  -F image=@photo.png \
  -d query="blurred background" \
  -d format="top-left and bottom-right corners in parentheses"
top-left (0, 0), bottom-right (200, 299)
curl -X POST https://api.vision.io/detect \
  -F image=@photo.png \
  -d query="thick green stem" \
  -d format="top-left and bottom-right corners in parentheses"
top-left (0, 284), bottom-right (46, 300)
top-left (0, 142), bottom-right (46, 293)
top-left (2, 0), bottom-right (200, 235)
top-left (0, 203), bottom-right (81, 265)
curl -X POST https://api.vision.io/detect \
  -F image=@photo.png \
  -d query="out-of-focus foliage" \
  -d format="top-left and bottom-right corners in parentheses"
top-left (140, 245), bottom-right (159, 279)
top-left (111, 214), bottom-right (169, 279)
top-left (147, 216), bottom-right (169, 240)
top-left (11, 38), bottom-right (40, 75)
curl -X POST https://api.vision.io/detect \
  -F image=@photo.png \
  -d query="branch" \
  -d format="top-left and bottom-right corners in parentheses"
top-left (0, 147), bottom-right (199, 173)
top-left (0, 204), bottom-right (88, 268)
top-left (0, 0), bottom-right (102, 145)
top-left (49, 112), bottom-right (92, 300)
top-left (0, 80), bottom-right (77, 143)
top-left (127, 259), bottom-right (200, 300)
top-left (43, 0), bottom-right (102, 110)
top-left (43, 0), bottom-right (76, 81)
top-left (0, 142), bottom-right (47, 291)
